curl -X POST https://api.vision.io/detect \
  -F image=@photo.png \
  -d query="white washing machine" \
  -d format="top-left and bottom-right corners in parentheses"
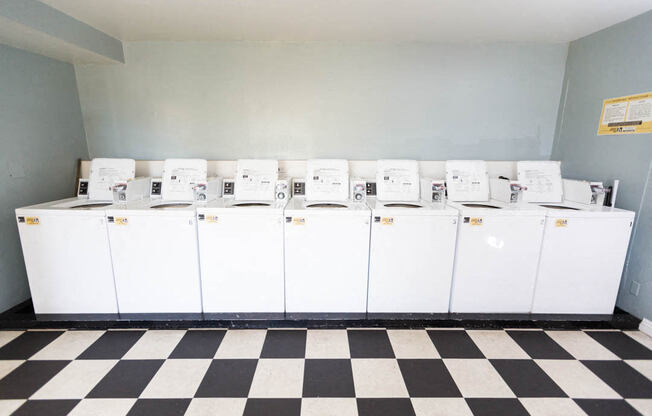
top-left (106, 159), bottom-right (221, 314)
top-left (446, 160), bottom-right (546, 313)
top-left (284, 159), bottom-right (371, 313)
top-left (15, 158), bottom-right (149, 314)
top-left (197, 159), bottom-right (288, 314)
top-left (367, 160), bottom-right (458, 313)
top-left (516, 162), bottom-right (635, 314)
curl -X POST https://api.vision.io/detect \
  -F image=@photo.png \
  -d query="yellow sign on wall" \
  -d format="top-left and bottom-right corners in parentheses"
top-left (597, 92), bottom-right (652, 135)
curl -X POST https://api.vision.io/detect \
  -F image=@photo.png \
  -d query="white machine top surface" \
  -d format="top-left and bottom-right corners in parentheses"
top-left (161, 159), bottom-right (207, 201)
top-left (375, 159), bottom-right (420, 202)
top-left (517, 161), bottom-right (563, 203)
top-left (367, 198), bottom-right (457, 216)
top-left (535, 200), bottom-right (635, 218)
top-left (445, 160), bottom-right (490, 202)
top-left (284, 197), bottom-right (370, 215)
top-left (87, 158), bottom-right (136, 201)
top-left (446, 199), bottom-right (546, 216)
top-left (104, 197), bottom-right (199, 214)
top-left (305, 159), bottom-right (349, 202)
top-left (234, 159), bottom-right (278, 201)
top-left (197, 198), bottom-right (287, 213)
top-left (16, 197), bottom-right (117, 215)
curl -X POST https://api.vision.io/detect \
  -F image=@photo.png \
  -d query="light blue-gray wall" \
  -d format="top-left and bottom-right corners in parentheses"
top-left (0, 44), bottom-right (89, 312)
top-left (75, 41), bottom-right (568, 161)
top-left (551, 10), bottom-right (652, 320)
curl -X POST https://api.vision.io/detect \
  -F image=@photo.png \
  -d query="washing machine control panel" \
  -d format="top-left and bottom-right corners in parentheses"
top-left (351, 179), bottom-right (366, 201)
top-left (275, 179), bottom-right (289, 201)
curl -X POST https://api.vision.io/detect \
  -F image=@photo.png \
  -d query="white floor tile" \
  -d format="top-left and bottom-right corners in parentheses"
top-left (351, 359), bottom-right (409, 398)
top-left (0, 360), bottom-right (24, 380)
top-left (387, 330), bottom-right (439, 358)
top-left (214, 330), bottom-right (266, 359)
top-left (627, 399), bottom-right (652, 416)
top-left (122, 330), bottom-right (186, 360)
top-left (545, 330), bottom-right (620, 360)
top-left (31, 360), bottom-right (117, 399)
top-left (140, 359), bottom-right (211, 398)
top-left (68, 399), bottom-right (136, 416)
top-left (30, 331), bottom-right (104, 360)
top-left (248, 359), bottom-right (304, 398)
top-left (0, 400), bottom-right (24, 415)
top-left (466, 330), bottom-right (529, 359)
top-left (625, 360), bottom-right (652, 381)
top-left (443, 359), bottom-right (515, 398)
top-left (535, 359), bottom-right (621, 399)
top-left (185, 398), bottom-right (247, 416)
top-left (305, 330), bottom-right (350, 359)
top-left (411, 398), bottom-right (473, 416)
top-left (519, 398), bottom-right (587, 416)
top-left (0, 331), bottom-right (23, 349)
top-left (624, 331), bottom-right (652, 350)
top-left (301, 398), bottom-right (358, 416)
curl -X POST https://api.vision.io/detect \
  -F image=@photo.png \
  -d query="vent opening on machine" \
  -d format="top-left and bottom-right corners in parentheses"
top-left (462, 203), bottom-right (502, 209)
top-left (383, 203), bottom-right (423, 208)
top-left (306, 203), bottom-right (348, 208)
top-left (539, 204), bottom-right (581, 210)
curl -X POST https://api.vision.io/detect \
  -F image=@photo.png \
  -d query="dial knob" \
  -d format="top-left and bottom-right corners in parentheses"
top-left (276, 192), bottom-right (286, 200)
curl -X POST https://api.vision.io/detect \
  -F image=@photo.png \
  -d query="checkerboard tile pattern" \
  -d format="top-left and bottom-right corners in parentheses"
top-left (0, 328), bottom-right (650, 415)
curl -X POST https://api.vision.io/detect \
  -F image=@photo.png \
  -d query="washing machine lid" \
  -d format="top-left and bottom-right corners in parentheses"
top-left (105, 197), bottom-right (198, 216)
top-left (161, 159), bottom-right (208, 201)
top-left (305, 159), bottom-right (349, 202)
top-left (284, 197), bottom-right (370, 216)
top-left (375, 159), bottom-right (420, 202)
top-left (368, 198), bottom-right (457, 216)
top-left (517, 161), bottom-right (563, 203)
top-left (445, 160), bottom-right (490, 202)
top-left (447, 199), bottom-right (546, 216)
top-left (197, 197), bottom-right (287, 214)
top-left (87, 158), bottom-right (136, 201)
top-left (536, 200), bottom-right (635, 219)
top-left (234, 159), bottom-right (278, 202)
top-left (16, 197), bottom-right (115, 217)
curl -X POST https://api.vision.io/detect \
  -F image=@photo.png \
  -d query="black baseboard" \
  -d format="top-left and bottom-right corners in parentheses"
top-left (0, 300), bottom-right (642, 331)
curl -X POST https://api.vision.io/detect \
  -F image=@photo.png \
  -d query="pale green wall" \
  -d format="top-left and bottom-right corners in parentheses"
top-left (75, 41), bottom-right (568, 161)
top-left (552, 11), bottom-right (652, 320)
top-left (0, 44), bottom-right (89, 312)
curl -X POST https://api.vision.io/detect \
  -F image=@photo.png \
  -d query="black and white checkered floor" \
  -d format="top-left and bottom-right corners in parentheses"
top-left (0, 328), bottom-right (651, 416)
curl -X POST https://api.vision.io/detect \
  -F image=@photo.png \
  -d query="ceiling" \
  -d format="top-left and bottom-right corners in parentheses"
top-left (40, 0), bottom-right (652, 43)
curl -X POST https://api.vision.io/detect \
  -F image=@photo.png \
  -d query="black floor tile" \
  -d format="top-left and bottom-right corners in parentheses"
top-left (398, 359), bottom-right (461, 397)
top-left (574, 399), bottom-right (641, 416)
top-left (243, 398), bottom-right (301, 416)
top-left (347, 330), bottom-right (395, 358)
top-left (585, 331), bottom-right (652, 359)
top-left (357, 398), bottom-right (416, 416)
top-left (77, 330), bottom-right (145, 359)
top-left (0, 361), bottom-right (70, 399)
top-left (12, 399), bottom-right (79, 416)
top-left (168, 330), bottom-right (226, 359)
top-left (506, 330), bottom-right (573, 359)
top-left (465, 398), bottom-right (529, 416)
top-left (427, 330), bottom-right (484, 358)
top-left (127, 399), bottom-right (191, 416)
top-left (86, 359), bottom-right (164, 398)
top-left (0, 331), bottom-right (64, 359)
top-left (581, 360), bottom-right (652, 399)
top-left (194, 359), bottom-right (258, 397)
top-left (490, 359), bottom-right (566, 398)
top-left (260, 330), bottom-right (306, 358)
top-left (303, 359), bottom-right (355, 398)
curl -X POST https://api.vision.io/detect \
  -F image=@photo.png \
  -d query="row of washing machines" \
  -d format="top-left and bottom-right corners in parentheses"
top-left (16, 158), bottom-right (635, 316)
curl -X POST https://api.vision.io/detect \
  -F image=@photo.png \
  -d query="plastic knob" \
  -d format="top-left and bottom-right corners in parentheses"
top-left (277, 192), bottom-right (285, 200)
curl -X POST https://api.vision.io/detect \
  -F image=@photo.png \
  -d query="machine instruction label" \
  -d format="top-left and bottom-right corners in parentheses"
top-left (114, 217), bottom-right (128, 226)
top-left (469, 217), bottom-right (483, 226)
top-left (598, 92), bottom-right (652, 135)
top-left (25, 217), bottom-right (40, 225)
top-left (555, 219), bottom-right (568, 227)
